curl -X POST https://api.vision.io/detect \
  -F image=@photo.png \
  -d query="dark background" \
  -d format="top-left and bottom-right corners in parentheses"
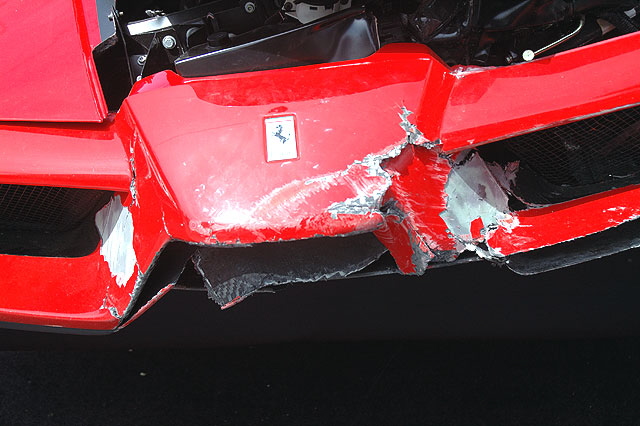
top-left (2, 249), bottom-right (640, 425)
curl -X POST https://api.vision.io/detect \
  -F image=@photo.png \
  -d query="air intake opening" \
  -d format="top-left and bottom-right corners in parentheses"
top-left (0, 185), bottom-right (112, 257)
top-left (479, 104), bottom-right (640, 205)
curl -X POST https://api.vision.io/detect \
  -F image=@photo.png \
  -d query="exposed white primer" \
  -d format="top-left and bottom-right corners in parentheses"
top-left (95, 196), bottom-right (137, 287)
top-left (464, 243), bottom-right (494, 260)
top-left (440, 152), bottom-right (511, 241)
top-left (496, 214), bottom-right (522, 234)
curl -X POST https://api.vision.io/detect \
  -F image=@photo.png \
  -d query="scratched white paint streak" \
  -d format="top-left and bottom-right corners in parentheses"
top-left (189, 162), bottom-right (389, 233)
top-left (189, 107), bottom-right (434, 235)
top-left (95, 196), bottom-right (137, 287)
top-left (191, 137), bottom-right (401, 231)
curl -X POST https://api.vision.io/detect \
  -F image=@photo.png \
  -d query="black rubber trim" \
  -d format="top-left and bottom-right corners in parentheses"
top-left (0, 321), bottom-right (115, 335)
top-left (506, 218), bottom-right (640, 275)
top-left (119, 242), bottom-right (196, 325)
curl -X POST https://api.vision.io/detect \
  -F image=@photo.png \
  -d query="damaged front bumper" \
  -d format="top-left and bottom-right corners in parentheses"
top-left (2, 34), bottom-right (640, 332)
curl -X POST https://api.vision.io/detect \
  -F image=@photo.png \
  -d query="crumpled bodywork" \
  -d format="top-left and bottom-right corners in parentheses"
top-left (1, 0), bottom-right (640, 332)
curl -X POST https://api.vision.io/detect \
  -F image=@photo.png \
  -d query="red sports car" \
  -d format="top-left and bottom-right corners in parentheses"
top-left (1, 0), bottom-right (639, 333)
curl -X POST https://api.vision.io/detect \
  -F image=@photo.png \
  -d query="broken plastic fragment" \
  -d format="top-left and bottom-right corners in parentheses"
top-left (193, 233), bottom-right (387, 307)
top-left (440, 151), bottom-right (510, 244)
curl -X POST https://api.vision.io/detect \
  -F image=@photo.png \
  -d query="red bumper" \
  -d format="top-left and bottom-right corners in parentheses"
top-left (2, 35), bottom-right (640, 331)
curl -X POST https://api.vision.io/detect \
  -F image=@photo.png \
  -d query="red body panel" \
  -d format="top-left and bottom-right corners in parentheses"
top-left (0, 249), bottom-right (119, 330)
top-left (440, 31), bottom-right (640, 150)
top-left (374, 145), bottom-right (457, 274)
top-left (488, 186), bottom-right (640, 256)
top-left (0, 0), bottom-right (107, 122)
top-left (124, 46), bottom-right (434, 244)
top-left (1, 24), bottom-right (640, 330)
top-left (0, 120), bottom-right (130, 191)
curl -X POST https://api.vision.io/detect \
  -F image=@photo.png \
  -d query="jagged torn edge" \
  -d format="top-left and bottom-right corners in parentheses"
top-left (440, 151), bottom-right (520, 259)
top-left (326, 107), bottom-right (439, 218)
top-left (195, 107), bottom-right (438, 307)
top-left (95, 196), bottom-right (139, 319)
top-left (95, 195), bottom-right (137, 288)
top-left (193, 233), bottom-right (387, 309)
top-left (188, 108), bottom-right (438, 239)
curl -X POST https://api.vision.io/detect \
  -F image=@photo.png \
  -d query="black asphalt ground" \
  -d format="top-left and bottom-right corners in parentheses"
top-left (3, 338), bottom-right (640, 425)
top-left (2, 249), bottom-right (640, 425)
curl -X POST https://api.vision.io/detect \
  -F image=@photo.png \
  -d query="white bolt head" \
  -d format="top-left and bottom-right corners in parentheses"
top-left (162, 35), bottom-right (177, 49)
top-left (522, 50), bottom-right (535, 62)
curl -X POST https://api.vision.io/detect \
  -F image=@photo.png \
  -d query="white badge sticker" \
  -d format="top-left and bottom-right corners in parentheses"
top-left (265, 115), bottom-right (298, 162)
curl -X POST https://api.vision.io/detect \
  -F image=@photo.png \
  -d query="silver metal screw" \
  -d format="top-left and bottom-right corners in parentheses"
top-left (107, 10), bottom-right (123, 21)
top-left (244, 2), bottom-right (256, 13)
top-left (137, 55), bottom-right (147, 66)
top-left (162, 35), bottom-right (177, 50)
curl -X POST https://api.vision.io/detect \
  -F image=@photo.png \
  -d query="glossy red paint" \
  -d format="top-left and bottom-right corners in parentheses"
top-left (0, 119), bottom-right (130, 191)
top-left (2, 33), bottom-right (640, 330)
top-left (0, 191), bottom-right (170, 330)
top-left (0, 0), bottom-right (107, 122)
top-left (80, 0), bottom-right (103, 49)
top-left (440, 31), bottom-right (640, 151)
top-left (123, 45), bottom-right (436, 245)
top-left (0, 249), bottom-right (119, 330)
top-left (487, 185), bottom-right (640, 256)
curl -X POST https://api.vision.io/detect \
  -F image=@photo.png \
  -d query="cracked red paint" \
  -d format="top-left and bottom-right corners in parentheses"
top-left (375, 145), bottom-right (459, 274)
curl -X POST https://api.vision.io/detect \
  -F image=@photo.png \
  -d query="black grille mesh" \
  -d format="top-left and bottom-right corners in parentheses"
top-left (0, 185), bottom-right (110, 232)
top-left (503, 105), bottom-right (640, 187)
